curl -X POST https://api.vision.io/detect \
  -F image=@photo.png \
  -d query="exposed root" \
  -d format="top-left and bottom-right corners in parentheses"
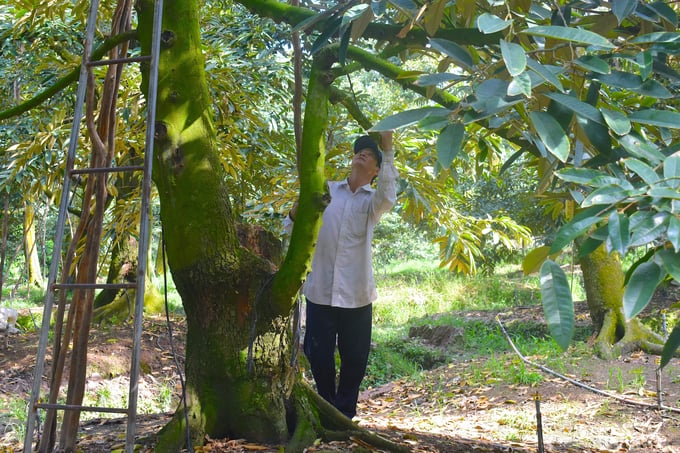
top-left (595, 310), bottom-right (666, 360)
top-left (287, 381), bottom-right (410, 453)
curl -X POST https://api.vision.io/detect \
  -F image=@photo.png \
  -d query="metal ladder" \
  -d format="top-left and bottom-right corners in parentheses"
top-left (23, 0), bottom-right (163, 451)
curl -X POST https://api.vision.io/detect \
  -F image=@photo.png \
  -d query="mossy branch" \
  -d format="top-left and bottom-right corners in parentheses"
top-left (236, 0), bottom-right (501, 47)
top-left (0, 30), bottom-right (137, 122)
top-left (340, 44), bottom-right (460, 110)
top-left (271, 50), bottom-right (336, 315)
top-left (329, 86), bottom-right (372, 131)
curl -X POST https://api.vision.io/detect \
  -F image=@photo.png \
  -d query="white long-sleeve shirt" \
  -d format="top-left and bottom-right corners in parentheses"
top-left (286, 150), bottom-right (398, 308)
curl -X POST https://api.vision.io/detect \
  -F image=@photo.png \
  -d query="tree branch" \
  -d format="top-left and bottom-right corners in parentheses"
top-left (0, 30), bottom-right (137, 122)
top-left (236, 0), bottom-right (501, 47)
top-left (270, 49), bottom-right (336, 315)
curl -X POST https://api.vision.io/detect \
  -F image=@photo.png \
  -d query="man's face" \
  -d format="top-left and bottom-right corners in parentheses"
top-left (353, 149), bottom-right (380, 174)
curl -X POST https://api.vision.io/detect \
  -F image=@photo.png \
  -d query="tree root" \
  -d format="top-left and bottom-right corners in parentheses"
top-left (287, 381), bottom-right (410, 453)
top-left (595, 310), bottom-right (667, 360)
top-left (92, 285), bottom-right (165, 324)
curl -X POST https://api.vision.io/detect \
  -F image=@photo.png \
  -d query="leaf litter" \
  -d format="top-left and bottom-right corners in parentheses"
top-left (2, 308), bottom-right (680, 452)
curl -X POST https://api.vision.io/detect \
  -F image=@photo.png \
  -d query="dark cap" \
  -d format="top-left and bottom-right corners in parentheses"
top-left (353, 135), bottom-right (382, 167)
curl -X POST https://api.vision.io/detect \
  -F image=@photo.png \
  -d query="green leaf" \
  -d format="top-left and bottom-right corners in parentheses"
top-left (582, 185), bottom-right (630, 207)
top-left (574, 55), bottom-right (610, 74)
top-left (556, 167), bottom-right (613, 185)
top-left (389, 0), bottom-right (418, 11)
top-left (663, 154), bottom-right (680, 189)
top-left (630, 212), bottom-right (669, 247)
top-left (551, 215), bottom-right (603, 253)
top-left (629, 110), bottom-right (680, 129)
top-left (623, 261), bottom-right (665, 320)
top-left (507, 71), bottom-right (531, 97)
top-left (660, 324), bottom-right (680, 370)
top-left (543, 92), bottom-right (604, 124)
top-left (631, 32), bottom-right (680, 44)
top-left (341, 4), bottom-right (369, 27)
top-left (647, 186), bottom-right (680, 199)
top-left (416, 73), bottom-right (464, 87)
top-left (539, 260), bottom-right (574, 351)
top-left (418, 115), bottom-right (451, 131)
top-left (596, 72), bottom-right (673, 98)
top-left (667, 216), bottom-right (680, 252)
top-left (618, 134), bottom-right (665, 165)
top-left (624, 158), bottom-right (659, 185)
top-left (501, 39), bottom-right (526, 77)
top-left (436, 122), bottom-right (465, 168)
top-left (429, 38), bottom-right (474, 69)
top-left (648, 2), bottom-right (678, 27)
top-left (371, 0), bottom-right (387, 16)
top-left (607, 211), bottom-right (629, 256)
top-left (476, 13), bottom-right (512, 33)
top-left (522, 25), bottom-right (615, 49)
top-left (529, 111), bottom-right (569, 162)
top-left (526, 58), bottom-right (564, 92)
top-left (613, 0), bottom-right (637, 24)
top-left (338, 25), bottom-right (351, 65)
top-left (601, 108), bottom-right (631, 136)
top-left (579, 117), bottom-right (611, 156)
top-left (637, 51), bottom-right (653, 80)
top-left (370, 107), bottom-right (451, 131)
top-left (522, 245), bottom-right (553, 275)
top-left (465, 79), bottom-right (523, 121)
top-left (657, 249), bottom-right (680, 282)
top-left (578, 236), bottom-right (605, 258)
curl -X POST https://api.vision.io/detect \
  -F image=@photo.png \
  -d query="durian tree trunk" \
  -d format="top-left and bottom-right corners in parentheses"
top-left (137, 2), bottom-right (407, 452)
top-left (137, 0), bottom-right (307, 448)
top-left (579, 243), bottom-right (665, 359)
top-left (92, 234), bottom-right (164, 321)
top-left (93, 152), bottom-right (164, 320)
top-left (24, 201), bottom-right (44, 288)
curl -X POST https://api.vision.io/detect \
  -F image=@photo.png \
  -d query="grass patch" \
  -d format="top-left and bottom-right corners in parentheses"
top-left (365, 260), bottom-right (589, 390)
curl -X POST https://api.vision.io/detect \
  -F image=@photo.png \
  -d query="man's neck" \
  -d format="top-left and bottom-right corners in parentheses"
top-left (347, 172), bottom-right (371, 192)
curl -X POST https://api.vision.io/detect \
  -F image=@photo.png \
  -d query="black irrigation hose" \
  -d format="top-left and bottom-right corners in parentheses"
top-left (161, 229), bottom-right (194, 452)
top-left (496, 315), bottom-right (680, 415)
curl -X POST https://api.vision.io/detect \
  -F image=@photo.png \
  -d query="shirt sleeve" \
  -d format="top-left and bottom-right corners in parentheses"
top-left (370, 149), bottom-right (399, 223)
top-left (283, 212), bottom-right (294, 235)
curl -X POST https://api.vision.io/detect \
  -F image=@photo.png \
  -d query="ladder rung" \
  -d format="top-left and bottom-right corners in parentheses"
top-left (87, 55), bottom-right (152, 67)
top-left (34, 403), bottom-right (129, 414)
top-left (70, 165), bottom-right (145, 176)
top-left (52, 283), bottom-right (137, 290)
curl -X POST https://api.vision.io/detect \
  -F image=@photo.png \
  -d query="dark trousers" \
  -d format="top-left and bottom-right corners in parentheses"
top-left (303, 300), bottom-right (372, 418)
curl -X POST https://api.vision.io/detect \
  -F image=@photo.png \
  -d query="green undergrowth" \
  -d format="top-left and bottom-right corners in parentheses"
top-left (364, 259), bottom-right (592, 390)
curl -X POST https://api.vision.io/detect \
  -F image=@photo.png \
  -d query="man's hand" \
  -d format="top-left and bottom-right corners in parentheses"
top-left (379, 130), bottom-right (393, 152)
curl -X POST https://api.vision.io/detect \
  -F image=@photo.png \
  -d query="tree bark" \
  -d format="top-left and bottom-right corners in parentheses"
top-left (24, 201), bottom-right (44, 288)
top-left (135, 1), bottom-right (405, 450)
top-left (579, 243), bottom-right (665, 359)
top-left (137, 0), bottom-right (297, 447)
top-left (0, 193), bottom-right (10, 299)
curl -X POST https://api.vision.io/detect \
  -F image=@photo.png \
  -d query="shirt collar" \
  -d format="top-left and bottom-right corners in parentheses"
top-left (341, 177), bottom-right (375, 193)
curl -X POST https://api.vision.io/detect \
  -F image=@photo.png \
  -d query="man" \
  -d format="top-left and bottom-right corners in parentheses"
top-left (286, 131), bottom-right (398, 418)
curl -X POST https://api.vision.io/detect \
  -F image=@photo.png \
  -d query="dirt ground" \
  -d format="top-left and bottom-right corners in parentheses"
top-left (2, 297), bottom-right (680, 452)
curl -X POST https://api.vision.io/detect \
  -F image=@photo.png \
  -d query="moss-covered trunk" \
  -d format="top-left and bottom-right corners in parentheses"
top-left (135, 2), bottom-right (406, 451)
top-left (93, 154), bottom-right (164, 320)
top-left (136, 0), bottom-right (298, 448)
top-left (24, 201), bottom-right (44, 288)
top-left (579, 243), bottom-right (664, 359)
